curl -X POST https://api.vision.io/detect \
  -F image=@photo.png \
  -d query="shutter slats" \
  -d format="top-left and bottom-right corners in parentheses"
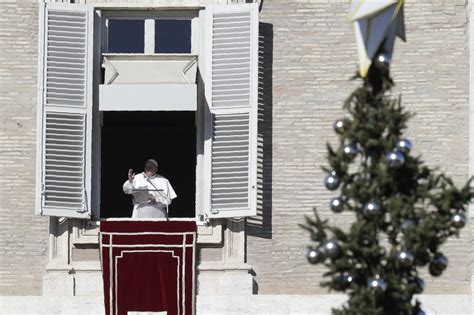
top-left (47, 83), bottom-right (85, 90)
top-left (48, 33), bottom-right (86, 40)
top-left (47, 65), bottom-right (85, 73)
top-left (46, 165), bottom-right (84, 171)
top-left (210, 112), bottom-right (250, 212)
top-left (213, 27), bottom-right (250, 35)
top-left (47, 60), bottom-right (85, 67)
top-left (47, 46), bottom-right (86, 54)
top-left (38, 3), bottom-right (93, 218)
top-left (46, 99), bottom-right (84, 106)
top-left (48, 19), bottom-right (87, 26)
top-left (213, 20), bottom-right (250, 27)
top-left (45, 178), bottom-right (83, 184)
top-left (212, 58), bottom-right (250, 65)
top-left (48, 39), bottom-right (87, 47)
top-left (213, 34), bottom-right (250, 41)
top-left (204, 3), bottom-right (257, 218)
top-left (213, 37), bottom-right (250, 44)
top-left (212, 163), bottom-right (248, 170)
top-left (212, 72), bottom-right (250, 80)
top-left (213, 12), bottom-right (250, 19)
top-left (213, 65), bottom-right (250, 72)
top-left (211, 51), bottom-right (251, 100)
top-left (43, 111), bottom-right (85, 208)
top-left (46, 86), bottom-right (85, 94)
top-left (45, 203), bottom-right (82, 209)
top-left (48, 10), bottom-right (86, 20)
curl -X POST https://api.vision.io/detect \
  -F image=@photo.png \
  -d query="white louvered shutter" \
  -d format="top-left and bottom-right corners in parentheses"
top-left (201, 3), bottom-right (258, 218)
top-left (36, 3), bottom-right (94, 218)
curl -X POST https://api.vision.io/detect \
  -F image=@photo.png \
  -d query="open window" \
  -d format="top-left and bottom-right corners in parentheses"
top-left (98, 10), bottom-right (199, 219)
top-left (36, 2), bottom-right (259, 221)
top-left (100, 111), bottom-right (196, 218)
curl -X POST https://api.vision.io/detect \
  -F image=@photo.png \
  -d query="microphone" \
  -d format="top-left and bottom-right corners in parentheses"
top-left (143, 173), bottom-right (164, 191)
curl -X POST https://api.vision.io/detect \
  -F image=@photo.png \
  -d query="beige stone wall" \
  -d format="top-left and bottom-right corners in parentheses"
top-left (0, 0), bottom-right (49, 295)
top-left (247, 0), bottom-right (472, 294)
top-left (0, 0), bottom-right (471, 297)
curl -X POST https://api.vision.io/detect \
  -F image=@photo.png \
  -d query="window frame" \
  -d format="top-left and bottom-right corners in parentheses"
top-left (94, 9), bottom-right (202, 221)
top-left (36, 3), bottom-right (258, 222)
top-left (101, 10), bottom-right (199, 55)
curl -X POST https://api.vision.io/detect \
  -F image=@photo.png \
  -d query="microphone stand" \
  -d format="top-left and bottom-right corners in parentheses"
top-left (143, 173), bottom-right (170, 221)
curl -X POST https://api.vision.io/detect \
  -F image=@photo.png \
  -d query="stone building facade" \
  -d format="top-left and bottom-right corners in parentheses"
top-left (1, 0), bottom-right (473, 313)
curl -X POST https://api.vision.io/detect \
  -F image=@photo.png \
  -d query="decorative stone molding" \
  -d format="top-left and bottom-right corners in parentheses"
top-left (72, 220), bottom-right (100, 245)
top-left (197, 218), bottom-right (223, 244)
top-left (197, 218), bottom-right (254, 295)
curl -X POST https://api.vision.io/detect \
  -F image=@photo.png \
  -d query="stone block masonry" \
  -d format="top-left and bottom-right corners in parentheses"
top-left (247, 0), bottom-right (472, 295)
top-left (0, 0), bottom-right (48, 296)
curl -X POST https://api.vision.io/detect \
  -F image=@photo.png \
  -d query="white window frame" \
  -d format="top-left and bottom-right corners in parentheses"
top-left (36, 3), bottom-right (258, 222)
top-left (101, 10), bottom-right (199, 55)
top-left (95, 9), bottom-right (202, 221)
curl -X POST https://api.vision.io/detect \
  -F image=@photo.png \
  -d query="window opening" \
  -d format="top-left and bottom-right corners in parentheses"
top-left (107, 19), bottom-right (144, 53)
top-left (155, 20), bottom-right (191, 53)
top-left (100, 111), bottom-right (196, 219)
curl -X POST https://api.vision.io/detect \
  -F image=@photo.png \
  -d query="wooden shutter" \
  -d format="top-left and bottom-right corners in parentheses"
top-left (36, 3), bottom-right (94, 218)
top-left (202, 3), bottom-right (258, 218)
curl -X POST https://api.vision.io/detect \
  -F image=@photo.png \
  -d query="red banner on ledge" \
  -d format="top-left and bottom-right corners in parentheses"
top-left (100, 220), bottom-right (197, 315)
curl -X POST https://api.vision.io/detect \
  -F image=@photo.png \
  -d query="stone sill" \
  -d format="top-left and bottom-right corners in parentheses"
top-left (1, 294), bottom-right (471, 315)
top-left (198, 262), bottom-right (253, 272)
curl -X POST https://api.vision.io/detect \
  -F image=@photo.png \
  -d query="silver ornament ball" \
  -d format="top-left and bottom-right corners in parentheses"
top-left (330, 197), bottom-right (344, 213)
top-left (452, 212), bottom-right (467, 229)
top-left (429, 263), bottom-right (443, 277)
top-left (413, 277), bottom-right (425, 294)
top-left (306, 247), bottom-right (324, 264)
top-left (361, 238), bottom-right (371, 246)
top-left (343, 143), bottom-right (358, 160)
top-left (323, 240), bottom-right (340, 259)
top-left (386, 151), bottom-right (405, 167)
top-left (343, 272), bottom-right (355, 285)
top-left (397, 251), bottom-right (415, 268)
top-left (368, 277), bottom-right (387, 292)
top-left (414, 309), bottom-right (426, 315)
top-left (416, 250), bottom-right (431, 267)
top-left (431, 255), bottom-right (448, 271)
top-left (362, 201), bottom-right (381, 218)
top-left (335, 272), bottom-right (355, 290)
top-left (376, 52), bottom-right (391, 64)
top-left (324, 172), bottom-right (340, 191)
top-left (400, 219), bottom-right (417, 232)
top-left (396, 139), bottom-right (413, 153)
top-left (333, 119), bottom-right (350, 135)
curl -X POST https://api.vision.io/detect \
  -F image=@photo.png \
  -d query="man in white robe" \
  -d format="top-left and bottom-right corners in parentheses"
top-left (123, 159), bottom-right (177, 218)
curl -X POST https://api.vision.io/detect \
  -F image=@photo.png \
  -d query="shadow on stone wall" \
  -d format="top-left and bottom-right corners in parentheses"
top-left (246, 21), bottom-right (273, 240)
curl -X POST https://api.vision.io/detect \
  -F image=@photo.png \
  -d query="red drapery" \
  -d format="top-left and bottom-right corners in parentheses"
top-left (100, 220), bottom-right (196, 315)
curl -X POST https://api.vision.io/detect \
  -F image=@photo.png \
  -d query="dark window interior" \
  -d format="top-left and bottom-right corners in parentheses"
top-left (155, 20), bottom-right (191, 53)
top-left (108, 19), bottom-right (144, 53)
top-left (100, 111), bottom-right (196, 218)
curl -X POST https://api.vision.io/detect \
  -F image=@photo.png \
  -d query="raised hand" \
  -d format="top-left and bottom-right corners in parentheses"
top-left (128, 169), bottom-right (135, 182)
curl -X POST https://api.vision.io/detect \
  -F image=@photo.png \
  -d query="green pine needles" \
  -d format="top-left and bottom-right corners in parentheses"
top-left (301, 59), bottom-right (473, 315)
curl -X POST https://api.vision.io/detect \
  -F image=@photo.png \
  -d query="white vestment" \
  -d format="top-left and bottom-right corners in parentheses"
top-left (123, 173), bottom-right (177, 218)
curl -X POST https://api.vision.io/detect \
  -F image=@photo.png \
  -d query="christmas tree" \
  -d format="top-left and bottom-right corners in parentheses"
top-left (302, 1), bottom-right (473, 314)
